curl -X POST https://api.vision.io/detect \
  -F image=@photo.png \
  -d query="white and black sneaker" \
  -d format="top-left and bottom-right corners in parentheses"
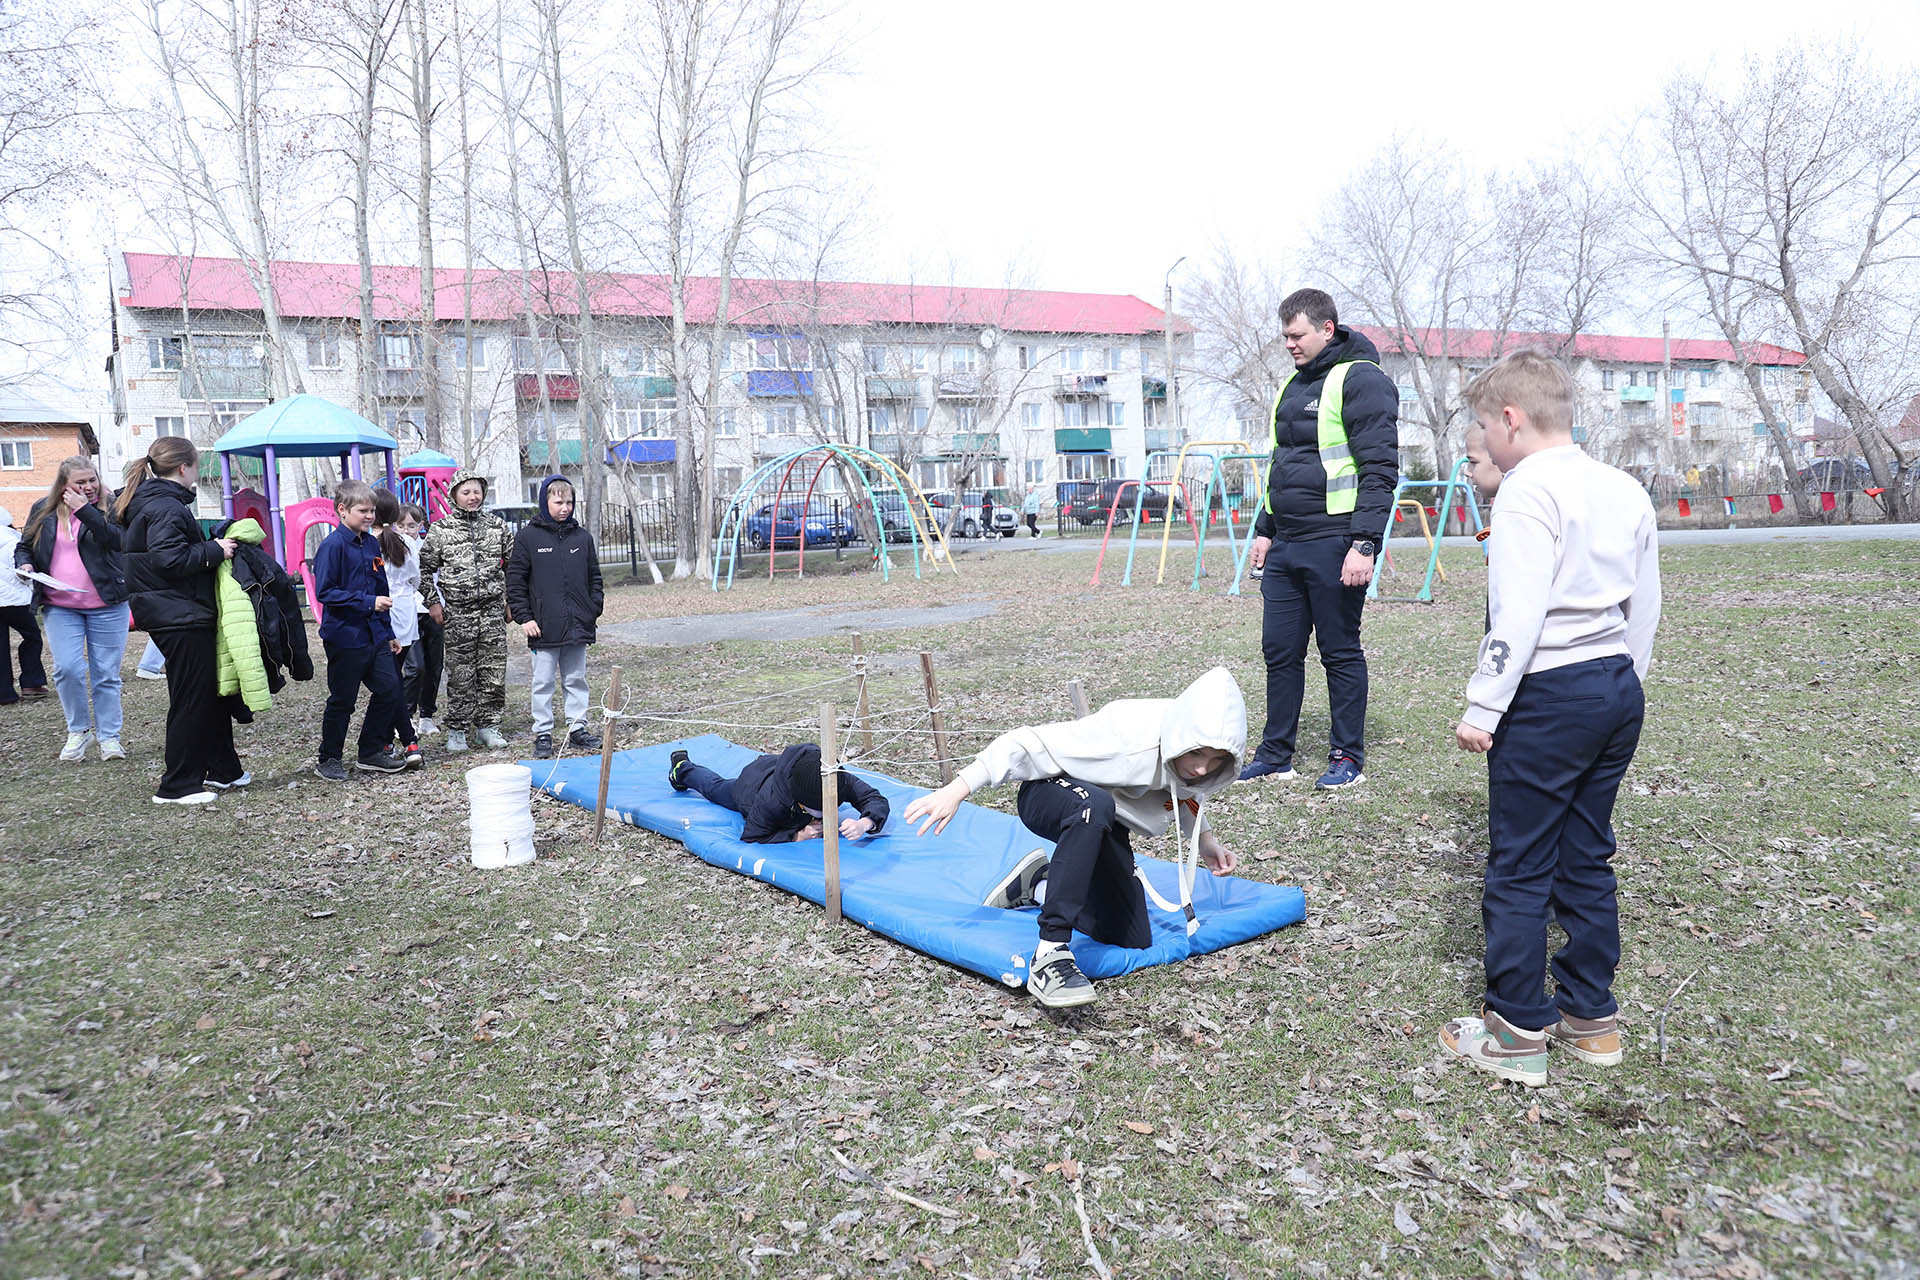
top-left (983, 849), bottom-right (1050, 910)
top-left (1027, 947), bottom-right (1097, 1009)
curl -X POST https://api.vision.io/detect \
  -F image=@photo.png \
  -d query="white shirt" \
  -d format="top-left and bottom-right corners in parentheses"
top-left (1463, 445), bottom-right (1661, 733)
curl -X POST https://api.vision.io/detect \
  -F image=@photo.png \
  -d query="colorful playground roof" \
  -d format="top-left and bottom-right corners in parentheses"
top-left (212, 395), bottom-right (399, 459)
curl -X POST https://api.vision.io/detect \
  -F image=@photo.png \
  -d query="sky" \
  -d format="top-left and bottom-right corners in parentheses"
top-left (826, 0), bottom-right (1920, 306)
top-left (10, 0), bottom-right (1920, 411)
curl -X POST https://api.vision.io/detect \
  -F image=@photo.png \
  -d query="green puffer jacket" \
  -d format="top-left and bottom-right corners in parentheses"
top-left (419, 466), bottom-right (512, 608)
top-left (216, 519), bottom-right (272, 712)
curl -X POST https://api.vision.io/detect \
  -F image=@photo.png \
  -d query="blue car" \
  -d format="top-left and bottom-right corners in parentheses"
top-left (744, 502), bottom-right (851, 549)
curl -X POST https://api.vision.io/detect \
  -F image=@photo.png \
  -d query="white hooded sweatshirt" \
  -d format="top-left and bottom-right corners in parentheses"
top-left (0, 510), bottom-right (31, 608)
top-left (957, 666), bottom-right (1248, 842)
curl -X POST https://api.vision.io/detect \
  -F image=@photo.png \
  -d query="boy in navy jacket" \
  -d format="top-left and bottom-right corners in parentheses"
top-left (1441, 351), bottom-right (1661, 1088)
top-left (668, 743), bottom-right (889, 845)
top-left (313, 481), bottom-right (408, 780)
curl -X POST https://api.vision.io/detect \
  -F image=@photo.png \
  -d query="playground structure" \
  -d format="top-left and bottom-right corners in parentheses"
top-left (1087, 443), bottom-right (1270, 591)
top-left (210, 395), bottom-right (402, 620)
top-left (710, 443), bottom-right (958, 590)
top-left (1367, 456), bottom-right (1485, 604)
top-left (395, 448), bottom-right (460, 520)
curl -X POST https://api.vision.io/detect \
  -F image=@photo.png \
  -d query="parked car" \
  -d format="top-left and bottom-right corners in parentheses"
top-left (1798, 458), bottom-right (1876, 493)
top-left (921, 489), bottom-right (1015, 538)
top-left (742, 502), bottom-right (852, 549)
top-left (1060, 478), bottom-right (1186, 527)
top-left (869, 494), bottom-right (924, 542)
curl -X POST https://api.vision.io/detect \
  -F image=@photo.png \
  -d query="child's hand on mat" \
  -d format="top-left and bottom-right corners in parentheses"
top-left (839, 815), bottom-right (875, 840)
top-left (903, 778), bottom-right (970, 836)
top-left (793, 821), bottom-right (824, 842)
top-left (522, 620), bottom-right (541, 638)
top-left (1454, 721), bottom-right (1493, 753)
top-left (374, 595), bottom-right (392, 613)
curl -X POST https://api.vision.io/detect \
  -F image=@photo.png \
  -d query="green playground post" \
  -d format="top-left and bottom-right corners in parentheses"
top-left (1367, 456), bottom-right (1486, 604)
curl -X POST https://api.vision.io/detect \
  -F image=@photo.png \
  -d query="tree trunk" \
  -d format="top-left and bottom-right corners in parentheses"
top-left (407, 0), bottom-right (441, 450)
top-left (541, 0), bottom-right (604, 536)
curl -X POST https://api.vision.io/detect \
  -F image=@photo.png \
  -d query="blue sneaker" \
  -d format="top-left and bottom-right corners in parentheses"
top-left (1314, 752), bottom-right (1365, 790)
top-left (1239, 759), bottom-right (1299, 782)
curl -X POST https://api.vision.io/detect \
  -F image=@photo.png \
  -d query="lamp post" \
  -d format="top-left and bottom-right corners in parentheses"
top-left (1164, 256), bottom-right (1186, 449)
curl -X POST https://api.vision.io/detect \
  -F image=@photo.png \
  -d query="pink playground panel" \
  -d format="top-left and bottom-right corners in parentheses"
top-left (283, 496), bottom-right (340, 622)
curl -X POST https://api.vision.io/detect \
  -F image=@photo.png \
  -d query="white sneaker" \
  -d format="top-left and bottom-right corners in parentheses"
top-left (153, 791), bottom-right (217, 806)
top-left (476, 726), bottom-right (509, 749)
top-left (415, 716), bottom-right (440, 736)
top-left (59, 731), bottom-right (94, 763)
top-left (135, 668), bottom-right (166, 681)
top-left (445, 730), bottom-right (469, 753)
top-left (206, 771), bottom-right (252, 789)
top-left (98, 739), bottom-right (126, 761)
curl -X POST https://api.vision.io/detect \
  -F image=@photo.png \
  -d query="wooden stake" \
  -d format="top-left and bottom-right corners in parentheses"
top-left (919, 650), bottom-right (954, 783)
top-left (1067, 678), bottom-right (1090, 719)
top-left (820, 701), bottom-right (842, 925)
top-left (852, 631), bottom-right (874, 757)
top-left (592, 666), bottom-right (623, 844)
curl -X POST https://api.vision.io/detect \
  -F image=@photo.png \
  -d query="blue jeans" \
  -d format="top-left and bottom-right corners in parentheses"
top-left (44, 604), bottom-right (129, 739)
top-left (138, 637), bottom-right (166, 675)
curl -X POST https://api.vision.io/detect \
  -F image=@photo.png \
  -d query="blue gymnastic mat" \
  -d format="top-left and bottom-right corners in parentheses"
top-left (525, 735), bottom-right (1305, 987)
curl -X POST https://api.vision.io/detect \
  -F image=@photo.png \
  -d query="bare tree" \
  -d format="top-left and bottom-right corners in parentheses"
top-left (1185, 244), bottom-right (1292, 437)
top-left (400, 0), bottom-right (447, 448)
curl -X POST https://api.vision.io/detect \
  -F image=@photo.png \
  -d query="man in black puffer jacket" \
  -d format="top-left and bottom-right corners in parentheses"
top-left (506, 475), bottom-right (604, 758)
top-left (1243, 288), bottom-right (1399, 791)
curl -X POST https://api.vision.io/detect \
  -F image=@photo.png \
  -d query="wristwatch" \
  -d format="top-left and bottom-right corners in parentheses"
top-left (1352, 539), bottom-right (1377, 557)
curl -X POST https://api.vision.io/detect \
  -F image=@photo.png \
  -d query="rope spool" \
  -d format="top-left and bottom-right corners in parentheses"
top-left (467, 763), bottom-right (536, 868)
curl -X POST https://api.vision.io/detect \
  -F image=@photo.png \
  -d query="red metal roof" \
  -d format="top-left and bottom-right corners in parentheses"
top-left (119, 251), bottom-right (1183, 337)
top-left (1356, 325), bottom-right (1805, 368)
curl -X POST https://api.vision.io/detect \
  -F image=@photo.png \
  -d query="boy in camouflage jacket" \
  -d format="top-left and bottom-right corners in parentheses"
top-left (418, 467), bottom-right (513, 751)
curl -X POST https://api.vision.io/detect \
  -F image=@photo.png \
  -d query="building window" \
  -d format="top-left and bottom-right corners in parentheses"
top-left (1021, 402), bottom-right (1043, 430)
top-left (381, 333), bottom-right (417, 370)
top-left (148, 335), bottom-right (185, 371)
top-left (1058, 452), bottom-right (1117, 481)
top-left (916, 460), bottom-right (948, 490)
top-left (1601, 368), bottom-right (1614, 391)
top-left (907, 345), bottom-right (929, 373)
top-left (0, 440), bottom-right (32, 468)
top-left (717, 409), bottom-right (738, 438)
top-left (1105, 347), bottom-right (1123, 372)
top-left (620, 345), bottom-right (656, 375)
top-left (1062, 401), bottom-right (1088, 428)
top-left (864, 346), bottom-right (887, 374)
top-left (946, 343), bottom-right (978, 375)
top-left (449, 336), bottom-right (487, 370)
top-left (1695, 403), bottom-right (1725, 428)
top-left (1061, 346), bottom-right (1084, 372)
top-left (154, 416), bottom-right (187, 439)
top-left (718, 466), bottom-right (743, 493)
top-left (753, 333), bottom-right (810, 371)
top-left (383, 407), bottom-right (424, 440)
top-left (906, 406), bottom-right (930, 432)
top-left (307, 332), bottom-right (341, 369)
top-left (1106, 401), bottom-right (1126, 427)
top-left (866, 404), bottom-right (892, 433)
top-left (954, 405), bottom-right (979, 432)
top-left (1699, 366), bottom-right (1719, 389)
top-left (1023, 458), bottom-right (1046, 485)
top-left (763, 405), bottom-right (798, 435)
top-left (1017, 345), bottom-right (1033, 371)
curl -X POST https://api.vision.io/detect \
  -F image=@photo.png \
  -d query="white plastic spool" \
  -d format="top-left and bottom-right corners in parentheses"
top-left (466, 763), bottom-right (536, 868)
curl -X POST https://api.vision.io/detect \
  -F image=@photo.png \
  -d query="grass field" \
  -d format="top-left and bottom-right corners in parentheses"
top-left (2, 539), bottom-right (1916, 1279)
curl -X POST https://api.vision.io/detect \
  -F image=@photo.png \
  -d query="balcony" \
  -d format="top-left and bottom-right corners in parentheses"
top-left (1054, 427), bottom-right (1112, 452)
top-left (1689, 385), bottom-right (1724, 404)
top-left (937, 374), bottom-right (984, 399)
top-left (865, 376), bottom-right (919, 400)
top-left (1619, 386), bottom-right (1657, 402)
top-left (516, 373), bottom-right (580, 401)
top-left (746, 369), bottom-right (814, 397)
top-left (1054, 373), bottom-right (1108, 397)
top-left (867, 433), bottom-right (904, 456)
top-left (1143, 429), bottom-right (1173, 452)
top-left (613, 375), bottom-right (676, 400)
top-left (179, 367), bottom-right (269, 400)
top-left (947, 432), bottom-right (1001, 455)
top-left (1142, 376), bottom-right (1166, 401)
top-left (376, 368), bottom-right (426, 399)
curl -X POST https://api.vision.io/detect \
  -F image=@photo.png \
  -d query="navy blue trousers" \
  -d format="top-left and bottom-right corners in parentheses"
top-left (320, 639), bottom-right (404, 763)
top-left (1483, 655), bottom-right (1644, 1029)
top-left (1253, 537), bottom-right (1368, 768)
top-left (679, 762), bottom-right (741, 814)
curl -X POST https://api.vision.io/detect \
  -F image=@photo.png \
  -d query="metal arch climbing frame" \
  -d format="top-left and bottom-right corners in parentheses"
top-left (1367, 456), bottom-right (1486, 604)
top-left (1147, 441), bottom-right (1264, 587)
top-left (710, 443), bottom-right (958, 591)
top-left (1089, 479), bottom-right (1196, 586)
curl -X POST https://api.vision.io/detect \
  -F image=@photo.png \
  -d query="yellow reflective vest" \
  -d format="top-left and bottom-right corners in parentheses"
top-left (1264, 360), bottom-right (1375, 516)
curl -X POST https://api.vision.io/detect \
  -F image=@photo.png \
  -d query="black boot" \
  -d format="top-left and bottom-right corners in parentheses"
top-left (668, 749), bottom-right (691, 791)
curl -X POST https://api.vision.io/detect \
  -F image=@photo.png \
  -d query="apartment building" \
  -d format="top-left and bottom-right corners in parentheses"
top-left (107, 252), bottom-right (1190, 512)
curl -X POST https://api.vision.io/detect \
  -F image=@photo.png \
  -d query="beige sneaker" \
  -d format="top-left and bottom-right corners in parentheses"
top-left (1547, 1013), bottom-right (1623, 1065)
top-left (1440, 1008), bottom-right (1548, 1088)
top-left (98, 739), bottom-right (126, 761)
top-left (59, 731), bottom-right (94, 763)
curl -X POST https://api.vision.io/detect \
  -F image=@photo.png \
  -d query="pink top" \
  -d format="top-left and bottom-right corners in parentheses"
top-left (44, 512), bottom-right (107, 611)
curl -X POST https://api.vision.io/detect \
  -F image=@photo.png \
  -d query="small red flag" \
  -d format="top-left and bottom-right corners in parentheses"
top-left (1393, 507), bottom-right (1404, 523)
top-left (1676, 498), bottom-right (1691, 518)
top-left (1821, 491), bottom-right (1837, 511)
top-left (1865, 487), bottom-right (1886, 498)
top-left (1767, 494), bottom-right (1784, 514)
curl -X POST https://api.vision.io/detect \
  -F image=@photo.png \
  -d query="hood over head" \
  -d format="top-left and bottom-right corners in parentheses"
top-left (448, 466), bottom-right (489, 516)
top-left (1298, 323), bottom-right (1383, 381)
top-left (1157, 666), bottom-right (1247, 795)
top-left (534, 474), bottom-right (578, 530)
top-left (784, 744), bottom-right (824, 811)
top-left (0, 507), bottom-right (13, 529)
top-left (226, 517), bottom-right (266, 545)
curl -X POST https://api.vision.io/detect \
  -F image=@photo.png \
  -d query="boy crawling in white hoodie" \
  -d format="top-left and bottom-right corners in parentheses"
top-left (904, 667), bottom-right (1267, 1008)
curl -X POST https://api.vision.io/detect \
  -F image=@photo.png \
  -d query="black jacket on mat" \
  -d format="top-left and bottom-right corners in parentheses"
top-left (736, 744), bottom-right (890, 844)
top-left (506, 475), bottom-right (603, 650)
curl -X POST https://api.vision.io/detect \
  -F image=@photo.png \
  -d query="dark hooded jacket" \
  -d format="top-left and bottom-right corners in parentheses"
top-left (122, 477), bottom-right (222, 632)
top-left (506, 475), bottom-right (603, 649)
top-left (735, 744), bottom-right (890, 844)
top-left (15, 498), bottom-right (127, 607)
top-left (1252, 325), bottom-right (1400, 546)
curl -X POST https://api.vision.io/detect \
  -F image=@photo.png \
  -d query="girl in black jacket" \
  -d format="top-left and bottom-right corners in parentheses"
top-left (115, 438), bottom-right (244, 804)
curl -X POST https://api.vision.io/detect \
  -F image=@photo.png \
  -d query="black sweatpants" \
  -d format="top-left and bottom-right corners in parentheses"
top-left (1483, 655), bottom-right (1644, 1030)
top-left (679, 762), bottom-right (740, 813)
top-left (152, 627), bottom-right (243, 797)
top-left (1017, 776), bottom-right (1150, 950)
top-left (404, 610), bottom-right (444, 718)
top-left (0, 604), bottom-right (46, 698)
top-left (319, 639), bottom-right (404, 764)
top-left (1253, 536), bottom-right (1369, 768)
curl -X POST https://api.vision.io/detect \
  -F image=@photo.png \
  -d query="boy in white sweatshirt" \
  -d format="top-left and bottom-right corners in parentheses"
top-left (904, 667), bottom-right (1265, 1009)
top-left (1440, 349), bottom-right (1662, 1087)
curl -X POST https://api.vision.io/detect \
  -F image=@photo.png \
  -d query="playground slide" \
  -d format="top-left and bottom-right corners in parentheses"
top-left (525, 735), bottom-right (1306, 987)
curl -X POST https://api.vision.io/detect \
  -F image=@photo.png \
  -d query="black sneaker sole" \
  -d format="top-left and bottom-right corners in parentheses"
top-left (355, 757), bottom-right (408, 774)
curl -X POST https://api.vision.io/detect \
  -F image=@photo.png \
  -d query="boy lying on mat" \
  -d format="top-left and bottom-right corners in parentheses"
top-left (669, 742), bottom-right (888, 843)
top-left (903, 667), bottom-right (1273, 1009)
